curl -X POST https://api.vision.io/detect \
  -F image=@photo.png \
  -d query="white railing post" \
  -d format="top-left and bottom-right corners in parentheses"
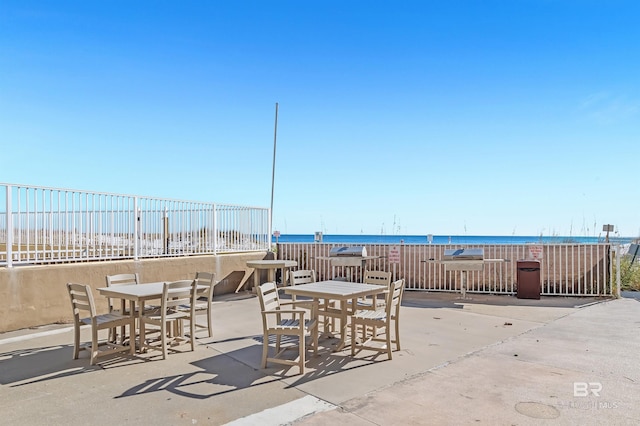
top-left (6, 185), bottom-right (13, 268)
top-left (213, 203), bottom-right (217, 255)
top-left (134, 198), bottom-right (139, 260)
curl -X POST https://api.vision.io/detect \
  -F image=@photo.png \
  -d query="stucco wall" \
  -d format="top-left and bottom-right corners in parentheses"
top-left (0, 252), bottom-right (271, 333)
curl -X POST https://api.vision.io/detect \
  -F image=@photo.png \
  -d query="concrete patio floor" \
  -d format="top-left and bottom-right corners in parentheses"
top-left (1, 290), bottom-right (639, 425)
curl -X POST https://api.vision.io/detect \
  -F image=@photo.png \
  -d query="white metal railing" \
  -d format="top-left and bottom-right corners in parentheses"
top-left (278, 242), bottom-right (614, 296)
top-left (0, 183), bottom-right (270, 267)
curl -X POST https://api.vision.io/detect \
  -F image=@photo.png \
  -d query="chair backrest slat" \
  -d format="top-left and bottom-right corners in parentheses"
top-left (106, 273), bottom-right (140, 287)
top-left (257, 281), bottom-right (280, 312)
top-left (67, 283), bottom-right (97, 319)
top-left (163, 280), bottom-right (196, 310)
top-left (105, 273), bottom-right (140, 310)
top-left (257, 281), bottom-right (285, 332)
top-left (363, 270), bottom-right (392, 286)
top-left (289, 270), bottom-right (316, 286)
top-left (387, 279), bottom-right (405, 318)
top-left (194, 271), bottom-right (216, 301)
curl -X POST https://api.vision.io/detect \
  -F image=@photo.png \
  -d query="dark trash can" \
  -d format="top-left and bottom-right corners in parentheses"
top-left (517, 260), bottom-right (541, 299)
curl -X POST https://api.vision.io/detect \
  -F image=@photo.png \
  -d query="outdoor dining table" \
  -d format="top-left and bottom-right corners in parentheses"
top-left (283, 280), bottom-right (387, 351)
top-left (242, 259), bottom-right (298, 293)
top-left (96, 282), bottom-right (207, 351)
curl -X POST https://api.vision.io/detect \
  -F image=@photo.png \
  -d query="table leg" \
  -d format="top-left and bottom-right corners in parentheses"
top-left (127, 300), bottom-right (138, 354)
top-left (334, 300), bottom-right (349, 351)
top-left (129, 300), bottom-right (136, 355)
top-left (116, 299), bottom-right (126, 345)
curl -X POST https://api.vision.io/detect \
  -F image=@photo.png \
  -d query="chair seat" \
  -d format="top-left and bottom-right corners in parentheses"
top-left (352, 309), bottom-right (387, 322)
top-left (144, 310), bottom-right (191, 322)
top-left (80, 312), bottom-right (131, 327)
top-left (177, 299), bottom-right (209, 312)
top-left (275, 318), bottom-right (317, 331)
top-left (354, 298), bottom-right (386, 309)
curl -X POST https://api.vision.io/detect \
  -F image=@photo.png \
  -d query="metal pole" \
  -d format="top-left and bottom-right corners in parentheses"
top-left (270, 102), bottom-right (278, 247)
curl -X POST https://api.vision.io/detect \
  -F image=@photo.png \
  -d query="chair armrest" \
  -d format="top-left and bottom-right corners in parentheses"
top-left (279, 301), bottom-right (301, 307)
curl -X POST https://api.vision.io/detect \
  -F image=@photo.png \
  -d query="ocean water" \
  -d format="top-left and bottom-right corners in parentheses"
top-left (272, 234), bottom-right (634, 245)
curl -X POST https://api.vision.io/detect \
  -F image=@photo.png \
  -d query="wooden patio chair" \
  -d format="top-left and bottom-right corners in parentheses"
top-left (289, 269), bottom-right (336, 334)
top-left (347, 270), bottom-right (391, 344)
top-left (66, 283), bottom-right (136, 365)
top-left (179, 271), bottom-right (217, 338)
top-left (138, 280), bottom-right (197, 360)
top-left (105, 273), bottom-right (139, 312)
top-left (351, 278), bottom-right (405, 360)
top-left (257, 281), bottom-right (319, 375)
top-left (105, 273), bottom-right (140, 343)
top-left (352, 269), bottom-right (392, 310)
top-left (288, 269), bottom-right (316, 302)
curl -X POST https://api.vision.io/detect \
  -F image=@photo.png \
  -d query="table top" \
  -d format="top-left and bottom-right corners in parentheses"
top-left (283, 280), bottom-right (386, 300)
top-left (246, 260), bottom-right (297, 269)
top-left (97, 282), bottom-right (205, 302)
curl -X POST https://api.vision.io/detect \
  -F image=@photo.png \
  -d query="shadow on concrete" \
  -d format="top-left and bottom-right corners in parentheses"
top-left (621, 290), bottom-right (640, 300)
top-left (0, 343), bottom-right (144, 387)
top-left (113, 335), bottom-right (391, 401)
top-left (116, 348), bottom-right (281, 400)
top-left (401, 291), bottom-right (611, 310)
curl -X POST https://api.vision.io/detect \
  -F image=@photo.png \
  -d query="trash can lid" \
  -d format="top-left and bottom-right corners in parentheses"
top-left (516, 260), bottom-right (540, 266)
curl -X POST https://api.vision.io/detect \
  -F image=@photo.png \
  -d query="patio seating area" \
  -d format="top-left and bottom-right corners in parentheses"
top-left (1, 290), bottom-right (639, 425)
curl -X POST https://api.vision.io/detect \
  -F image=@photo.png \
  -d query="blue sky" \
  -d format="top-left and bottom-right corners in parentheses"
top-left (2, 1), bottom-right (639, 238)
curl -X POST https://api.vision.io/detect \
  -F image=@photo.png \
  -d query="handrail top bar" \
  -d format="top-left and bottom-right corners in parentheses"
top-left (1, 182), bottom-right (267, 210)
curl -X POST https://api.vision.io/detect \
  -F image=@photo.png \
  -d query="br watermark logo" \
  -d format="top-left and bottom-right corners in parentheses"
top-left (573, 382), bottom-right (602, 397)
top-left (556, 382), bottom-right (620, 410)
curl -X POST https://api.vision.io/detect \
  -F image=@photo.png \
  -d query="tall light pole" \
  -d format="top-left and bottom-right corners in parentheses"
top-left (270, 102), bottom-right (278, 248)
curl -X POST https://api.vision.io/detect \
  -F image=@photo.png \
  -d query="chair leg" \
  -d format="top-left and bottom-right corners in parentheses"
top-left (189, 317), bottom-right (195, 352)
top-left (72, 323), bottom-right (81, 360)
top-left (90, 325), bottom-right (99, 365)
top-left (207, 307), bottom-right (213, 338)
top-left (161, 321), bottom-right (167, 360)
top-left (129, 317), bottom-right (136, 355)
top-left (298, 329), bottom-right (305, 374)
top-left (139, 318), bottom-right (146, 353)
top-left (261, 333), bottom-right (269, 368)
top-left (313, 324), bottom-right (319, 356)
top-left (351, 320), bottom-right (357, 356)
top-left (386, 323), bottom-right (393, 360)
top-left (395, 318), bottom-right (401, 351)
